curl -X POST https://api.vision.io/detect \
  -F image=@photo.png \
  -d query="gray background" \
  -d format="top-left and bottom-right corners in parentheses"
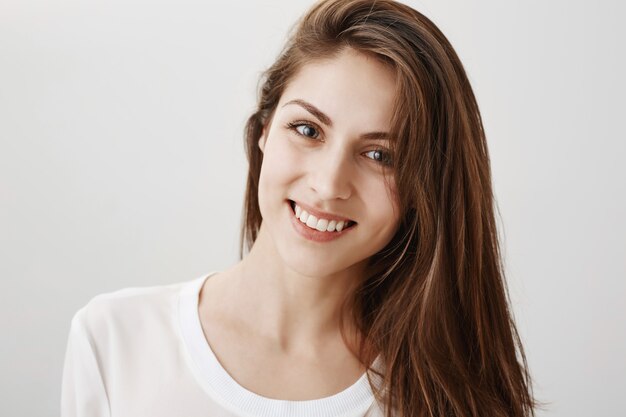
top-left (1, 0), bottom-right (624, 416)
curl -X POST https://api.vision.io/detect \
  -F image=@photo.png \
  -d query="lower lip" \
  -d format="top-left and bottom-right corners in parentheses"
top-left (287, 201), bottom-right (356, 243)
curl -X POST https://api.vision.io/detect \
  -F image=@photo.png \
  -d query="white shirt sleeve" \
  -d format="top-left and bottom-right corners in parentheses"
top-left (61, 308), bottom-right (111, 417)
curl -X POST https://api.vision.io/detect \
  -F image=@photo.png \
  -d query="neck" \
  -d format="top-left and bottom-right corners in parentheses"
top-left (224, 222), bottom-right (366, 358)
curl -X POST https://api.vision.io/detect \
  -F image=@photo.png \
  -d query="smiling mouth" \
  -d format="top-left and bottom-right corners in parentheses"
top-left (288, 200), bottom-right (357, 231)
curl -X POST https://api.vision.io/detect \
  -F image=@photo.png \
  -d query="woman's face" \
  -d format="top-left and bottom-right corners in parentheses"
top-left (257, 47), bottom-right (402, 278)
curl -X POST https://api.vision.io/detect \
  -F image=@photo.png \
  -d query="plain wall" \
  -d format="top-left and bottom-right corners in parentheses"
top-left (1, 0), bottom-right (624, 415)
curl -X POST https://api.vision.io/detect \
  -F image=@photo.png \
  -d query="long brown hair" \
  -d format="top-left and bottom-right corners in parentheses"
top-left (239, 1), bottom-right (539, 416)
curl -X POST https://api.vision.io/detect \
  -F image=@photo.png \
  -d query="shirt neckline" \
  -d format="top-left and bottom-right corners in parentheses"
top-left (178, 271), bottom-right (382, 417)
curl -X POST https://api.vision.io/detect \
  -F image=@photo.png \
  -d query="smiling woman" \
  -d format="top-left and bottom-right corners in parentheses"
top-left (254, 47), bottom-right (401, 279)
top-left (61, 1), bottom-right (538, 417)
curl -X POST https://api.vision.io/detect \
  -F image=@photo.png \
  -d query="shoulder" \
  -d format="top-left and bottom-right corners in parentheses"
top-left (70, 278), bottom-right (191, 343)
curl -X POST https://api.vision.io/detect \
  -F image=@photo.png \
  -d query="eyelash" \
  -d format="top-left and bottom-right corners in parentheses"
top-left (285, 121), bottom-right (393, 167)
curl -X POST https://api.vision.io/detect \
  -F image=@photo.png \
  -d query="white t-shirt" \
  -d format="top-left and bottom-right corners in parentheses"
top-left (61, 271), bottom-right (386, 417)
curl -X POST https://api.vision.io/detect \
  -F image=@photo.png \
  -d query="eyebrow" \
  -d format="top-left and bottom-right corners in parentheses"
top-left (282, 99), bottom-right (391, 141)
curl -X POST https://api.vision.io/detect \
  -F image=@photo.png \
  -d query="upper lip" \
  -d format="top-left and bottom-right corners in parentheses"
top-left (290, 200), bottom-right (356, 223)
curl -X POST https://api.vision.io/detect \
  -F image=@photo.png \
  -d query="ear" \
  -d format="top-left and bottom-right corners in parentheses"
top-left (258, 127), bottom-right (267, 153)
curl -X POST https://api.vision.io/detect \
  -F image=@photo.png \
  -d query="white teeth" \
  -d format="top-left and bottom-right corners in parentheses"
top-left (293, 202), bottom-right (352, 233)
top-left (306, 214), bottom-right (318, 228)
top-left (315, 218), bottom-right (328, 232)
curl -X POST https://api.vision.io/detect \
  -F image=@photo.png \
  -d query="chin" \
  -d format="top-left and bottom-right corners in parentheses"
top-left (280, 249), bottom-right (349, 278)
top-left (280, 246), bottom-right (368, 280)
top-left (288, 258), bottom-right (341, 278)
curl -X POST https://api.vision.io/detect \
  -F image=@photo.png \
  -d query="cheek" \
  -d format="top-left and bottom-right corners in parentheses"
top-left (259, 135), bottom-right (302, 191)
top-left (380, 174), bottom-right (400, 215)
top-left (367, 178), bottom-right (401, 230)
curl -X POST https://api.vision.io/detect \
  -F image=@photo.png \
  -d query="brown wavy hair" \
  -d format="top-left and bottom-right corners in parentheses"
top-left (239, 1), bottom-right (539, 416)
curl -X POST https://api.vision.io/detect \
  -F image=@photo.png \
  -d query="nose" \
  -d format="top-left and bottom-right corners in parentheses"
top-left (307, 145), bottom-right (353, 201)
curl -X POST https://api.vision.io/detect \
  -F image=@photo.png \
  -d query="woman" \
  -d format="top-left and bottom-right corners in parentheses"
top-left (61, 1), bottom-right (538, 416)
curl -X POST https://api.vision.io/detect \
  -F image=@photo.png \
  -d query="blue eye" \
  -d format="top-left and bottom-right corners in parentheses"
top-left (365, 149), bottom-right (393, 166)
top-left (287, 122), bottom-right (320, 139)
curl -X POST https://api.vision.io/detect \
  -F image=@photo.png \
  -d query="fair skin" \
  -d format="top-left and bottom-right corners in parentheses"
top-left (198, 47), bottom-right (401, 400)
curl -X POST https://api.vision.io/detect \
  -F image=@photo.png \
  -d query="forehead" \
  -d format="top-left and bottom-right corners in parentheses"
top-left (278, 48), bottom-right (397, 130)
